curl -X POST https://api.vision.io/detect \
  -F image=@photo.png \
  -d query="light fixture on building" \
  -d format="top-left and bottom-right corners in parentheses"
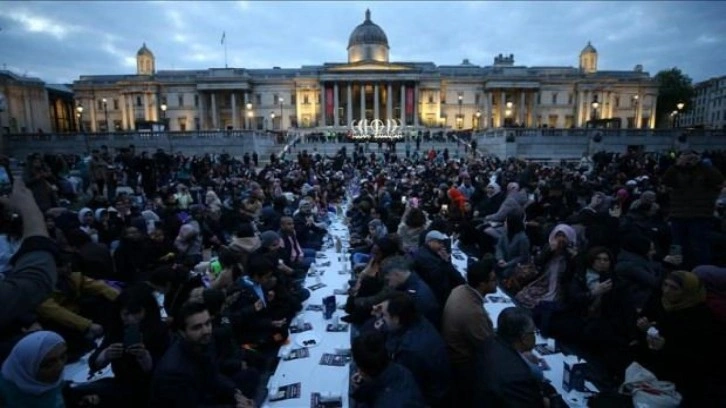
top-left (677, 102), bottom-right (685, 111)
top-left (160, 103), bottom-right (167, 130)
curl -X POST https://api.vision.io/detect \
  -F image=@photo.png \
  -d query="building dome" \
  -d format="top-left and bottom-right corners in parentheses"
top-left (347, 9), bottom-right (390, 63)
top-left (348, 9), bottom-right (389, 49)
top-left (580, 41), bottom-right (597, 55)
top-left (137, 42), bottom-right (154, 57)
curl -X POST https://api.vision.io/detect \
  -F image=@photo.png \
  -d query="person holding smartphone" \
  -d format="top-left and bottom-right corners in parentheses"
top-left (85, 285), bottom-right (169, 407)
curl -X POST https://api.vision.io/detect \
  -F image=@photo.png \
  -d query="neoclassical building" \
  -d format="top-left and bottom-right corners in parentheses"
top-left (73, 9), bottom-right (658, 133)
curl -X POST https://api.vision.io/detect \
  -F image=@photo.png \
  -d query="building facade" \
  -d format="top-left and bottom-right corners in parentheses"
top-left (0, 70), bottom-right (53, 135)
top-left (72, 9), bottom-right (658, 133)
top-left (681, 75), bottom-right (726, 130)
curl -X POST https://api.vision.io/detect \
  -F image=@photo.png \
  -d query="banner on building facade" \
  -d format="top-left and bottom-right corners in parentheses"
top-left (405, 88), bottom-right (414, 115)
top-left (349, 119), bottom-right (404, 141)
top-left (325, 88), bottom-right (334, 116)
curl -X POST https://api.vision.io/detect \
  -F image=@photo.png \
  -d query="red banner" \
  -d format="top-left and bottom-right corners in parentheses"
top-left (406, 87), bottom-right (414, 115)
top-left (325, 88), bottom-right (334, 116)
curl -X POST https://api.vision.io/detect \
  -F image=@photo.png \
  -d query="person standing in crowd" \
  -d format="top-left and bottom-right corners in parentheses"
top-left (663, 150), bottom-right (724, 269)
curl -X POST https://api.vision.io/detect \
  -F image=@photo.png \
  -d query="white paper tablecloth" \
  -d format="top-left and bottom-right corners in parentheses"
top-left (263, 218), bottom-right (353, 407)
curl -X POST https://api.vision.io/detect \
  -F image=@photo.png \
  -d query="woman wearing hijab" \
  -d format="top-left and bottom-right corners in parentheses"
top-left (0, 331), bottom-right (67, 408)
top-left (636, 271), bottom-right (726, 406)
top-left (515, 224), bottom-right (578, 309)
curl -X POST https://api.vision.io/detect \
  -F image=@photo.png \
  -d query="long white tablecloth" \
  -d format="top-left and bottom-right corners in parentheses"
top-left (263, 218), bottom-right (353, 407)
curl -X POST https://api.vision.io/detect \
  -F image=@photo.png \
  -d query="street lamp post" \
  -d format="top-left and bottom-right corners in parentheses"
top-left (279, 97), bottom-right (284, 131)
top-left (270, 112), bottom-right (275, 131)
top-left (76, 105), bottom-right (84, 132)
top-left (590, 93), bottom-right (600, 123)
top-left (458, 94), bottom-right (463, 129)
top-left (632, 95), bottom-right (639, 128)
top-left (676, 102), bottom-right (685, 128)
top-left (505, 101), bottom-right (513, 127)
top-left (475, 110), bottom-right (481, 130)
top-left (76, 105), bottom-right (90, 153)
top-left (102, 98), bottom-right (109, 132)
top-left (246, 102), bottom-right (252, 130)
top-left (160, 103), bottom-right (167, 129)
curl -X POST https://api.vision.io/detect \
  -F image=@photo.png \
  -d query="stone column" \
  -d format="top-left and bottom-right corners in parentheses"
top-left (414, 84), bottom-right (420, 127)
top-left (144, 93), bottom-right (150, 122)
top-left (400, 84), bottom-right (406, 125)
top-left (636, 90), bottom-right (644, 129)
top-left (346, 83), bottom-right (353, 125)
top-left (576, 90), bottom-right (585, 127)
top-left (211, 93), bottom-right (218, 129)
top-left (647, 94), bottom-right (656, 129)
top-left (89, 97), bottom-right (97, 132)
top-left (334, 82), bottom-right (340, 127)
top-left (200, 93), bottom-right (208, 130)
top-left (231, 93), bottom-right (238, 129)
top-left (519, 90), bottom-right (525, 126)
top-left (486, 91), bottom-right (493, 128)
top-left (584, 91), bottom-right (591, 122)
top-left (386, 83), bottom-right (393, 122)
top-left (128, 95), bottom-right (135, 130)
top-left (120, 94), bottom-right (128, 130)
top-left (374, 84), bottom-right (380, 121)
top-left (320, 83), bottom-right (326, 126)
top-left (23, 92), bottom-right (33, 132)
top-left (499, 91), bottom-right (506, 127)
top-left (360, 83), bottom-right (366, 120)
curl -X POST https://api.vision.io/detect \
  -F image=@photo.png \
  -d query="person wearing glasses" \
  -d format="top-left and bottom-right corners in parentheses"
top-left (475, 307), bottom-right (562, 407)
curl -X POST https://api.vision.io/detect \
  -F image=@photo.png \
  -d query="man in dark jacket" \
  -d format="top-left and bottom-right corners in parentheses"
top-left (380, 256), bottom-right (441, 328)
top-left (351, 331), bottom-right (426, 408)
top-left (475, 307), bottom-right (561, 408)
top-left (663, 151), bottom-right (724, 269)
top-left (411, 231), bottom-right (465, 307)
top-left (150, 301), bottom-right (253, 408)
top-left (376, 292), bottom-right (451, 407)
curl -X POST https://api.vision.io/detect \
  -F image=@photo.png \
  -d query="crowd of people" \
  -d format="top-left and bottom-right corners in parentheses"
top-left (0, 139), bottom-right (725, 407)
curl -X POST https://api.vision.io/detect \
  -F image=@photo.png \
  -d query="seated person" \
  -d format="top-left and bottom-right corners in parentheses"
top-left (635, 271), bottom-right (726, 406)
top-left (225, 254), bottom-right (289, 350)
top-left (475, 307), bottom-right (562, 407)
top-left (411, 231), bottom-right (465, 308)
top-left (350, 331), bottom-right (426, 408)
top-left (351, 219), bottom-right (389, 266)
top-left (84, 285), bottom-right (170, 407)
top-left (145, 264), bottom-right (203, 327)
top-left (66, 228), bottom-right (114, 281)
top-left (150, 302), bottom-right (254, 408)
top-left (35, 254), bottom-right (119, 361)
top-left (113, 226), bottom-right (152, 282)
top-left (494, 214), bottom-right (531, 279)
top-left (146, 225), bottom-right (177, 269)
top-left (0, 331), bottom-right (68, 408)
top-left (375, 292), bottom-right (451, 407)
top-left (293, 199), bottom-right (327, 251)
top-left (278, 216), bottom-right (315, 272)
top-left (201, 289), bottom-right (261, 400)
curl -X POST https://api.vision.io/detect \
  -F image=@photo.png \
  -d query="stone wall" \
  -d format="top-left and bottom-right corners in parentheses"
top-left (475, 128), bottom-right (726, 160)
top-left (4, 130), bottom-right (281, 161)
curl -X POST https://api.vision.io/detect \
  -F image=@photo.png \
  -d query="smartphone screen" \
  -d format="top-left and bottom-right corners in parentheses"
top-left (123, 324), bottom-right (142, 348)
top-left (0, 166), bottom-right (12, 196)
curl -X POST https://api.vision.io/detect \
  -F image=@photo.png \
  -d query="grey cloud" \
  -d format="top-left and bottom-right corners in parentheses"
top-left (0, 1), bottom-right (723, 84)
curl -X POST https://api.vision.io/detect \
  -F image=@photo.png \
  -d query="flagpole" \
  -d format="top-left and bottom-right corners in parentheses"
top-left (225, 41), bottom-right (228, 68)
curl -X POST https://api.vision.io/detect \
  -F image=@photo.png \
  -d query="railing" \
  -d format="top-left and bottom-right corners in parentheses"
top-left (473, 128), bottom-right (726, 139)
top-left (5, 130), bottom-right (277, 142)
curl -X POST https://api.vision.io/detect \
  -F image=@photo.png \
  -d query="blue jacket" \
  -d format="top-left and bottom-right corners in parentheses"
top-left (398, 273), bottom-right (441, 328)
top-left (351, 362), bottom-right (426, 408)
top-left (386, 317), bottom-right (451, 406)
